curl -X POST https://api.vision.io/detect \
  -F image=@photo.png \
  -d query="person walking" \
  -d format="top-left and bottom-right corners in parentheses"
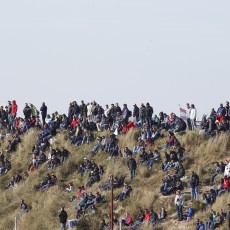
top-left (174, 190), bottom-right (184, 221)
top-left (127, 154), bottom-right (137, 180)
top-left (59, 207), bottom-right (68, 230)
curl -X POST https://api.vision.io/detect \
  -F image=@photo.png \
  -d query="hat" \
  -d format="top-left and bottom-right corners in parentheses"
top-left (84, 157), bottom-right (87, 160)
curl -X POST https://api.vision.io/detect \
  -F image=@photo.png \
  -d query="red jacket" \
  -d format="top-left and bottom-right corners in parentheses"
top-left (143, 211), bottom-right (151, 222)
top-left (166, 135), bottom-right (175, 143)
top-left (70, 118), bottom-right (78, 127)
top-left (11, 100), bottom-right (18, 115)
top-left (223, 177), bottom-right (229, 189)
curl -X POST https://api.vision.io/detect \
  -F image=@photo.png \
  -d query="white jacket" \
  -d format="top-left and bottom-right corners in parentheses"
top-left (87, 104), bottom-right (93, 116)
top-left (224, 162), bottom-right (230, 177)
top-left (174, 194), bottom-right (184, 206)
top-left (190, 108), bottom-right (197, 120)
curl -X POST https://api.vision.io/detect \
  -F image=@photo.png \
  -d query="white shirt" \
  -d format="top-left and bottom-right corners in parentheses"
top-left (224, 162), bottom-right (230, 177)
top-left (190, 108), bottom-right (197, 120)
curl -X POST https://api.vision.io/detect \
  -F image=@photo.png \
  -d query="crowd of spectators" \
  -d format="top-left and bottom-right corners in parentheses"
top-left (0, 99), bottom-right (230, 230)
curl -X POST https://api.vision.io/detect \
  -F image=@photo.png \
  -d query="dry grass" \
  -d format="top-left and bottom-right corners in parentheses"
top-left (0, 129), bottom-right (229, 230)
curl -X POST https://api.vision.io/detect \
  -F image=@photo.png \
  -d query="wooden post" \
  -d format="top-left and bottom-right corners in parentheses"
top-left (110, 175), bottom-right (114, 230)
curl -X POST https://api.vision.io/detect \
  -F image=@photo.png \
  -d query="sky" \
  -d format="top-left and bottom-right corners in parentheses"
top-left (0, 0), bottom-right (230, 118)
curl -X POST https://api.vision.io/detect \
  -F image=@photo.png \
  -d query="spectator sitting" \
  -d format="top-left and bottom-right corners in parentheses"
top-left (121, 213), bottom-right (133, 226)
top-left (149, 209), bottom-right (158, 225)
top-left (21, 199), bottom-right (28, 212)
top-left (115, 183), bottom-right (132, 201)
top-left (66, 182), bottom-right (73, 192)
top-left (131, 209), bottom-right (145, 228)
top-left (159, 207), bottom-right (167, 221)
top-left (143, 209), bottom-right (151, 222)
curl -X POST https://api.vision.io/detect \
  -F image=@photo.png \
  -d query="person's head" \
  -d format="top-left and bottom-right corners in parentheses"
top-left (61, 206), bottom-right (65, 211)
top-left (220, 103), bottom-right (223, 107)
top-left (196, 219), bottom-right (200, 224)
top-left (176, 190), bottom-right (181, 195)
top-left (227, 204), bottom-right (230, 209)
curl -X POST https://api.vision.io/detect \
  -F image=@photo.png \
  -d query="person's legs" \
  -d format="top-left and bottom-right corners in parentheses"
top-left (176, 205), bottom-right (180, 220)
top-left (195, 186), bottom-right (199, 200)
top-left (179, 205), bottom-right (183, 221)
top-left (176, 205), bottom-right (183, 221)
top-left (119, 193), bottom-right (125, 201)
top-left (190, 188), bottom-right (195, 201)
top-left (61, 223), bottom-right (66, 230)
top-left (130, 169), bottom-right (135, 179)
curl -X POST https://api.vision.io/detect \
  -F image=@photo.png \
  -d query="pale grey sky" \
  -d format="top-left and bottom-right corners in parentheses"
top-left (0, 0), bottom-right (230, 118)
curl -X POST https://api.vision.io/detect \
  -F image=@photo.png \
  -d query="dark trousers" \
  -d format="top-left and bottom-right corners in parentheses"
top-left (176, 205), bottom-right (183, 221)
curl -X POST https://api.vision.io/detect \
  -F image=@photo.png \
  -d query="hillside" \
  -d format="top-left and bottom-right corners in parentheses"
top-left (0, 128), bottom-right (229, 230)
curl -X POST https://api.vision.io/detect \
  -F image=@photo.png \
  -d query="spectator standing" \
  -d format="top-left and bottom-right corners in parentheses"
top-left (145, 102), bottom-right (153, 127)
top-left (40, 102), bottom-right (47, 126)
top-left (190, 171), bottom-right (199, 201)
top-left (132, 104), bottom-right (139, 125)
top-left (174, 190), bottom-right (184, 221)
top-left (186, 103), bottom-right (192, 130)
top-left (127, 154), bottom-right (137, 180)
top-left (11, 100), bottom-right (18, 121)
top-left (190, 104), bottom-right (197, 130)
top-left (59, 207), bottom-right (68, 230)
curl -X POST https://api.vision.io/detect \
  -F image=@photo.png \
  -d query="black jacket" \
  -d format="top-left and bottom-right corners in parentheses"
top-left (127, 158), bottom-right (137, 170)
top-left (40, 105), bottom-right (47, 118)
top-left (133, 106), bottom-right (139, 117)
top-left (59, 210), bottom-right (68, 223)
top-left (145, 105), bottom-right (153, 117)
